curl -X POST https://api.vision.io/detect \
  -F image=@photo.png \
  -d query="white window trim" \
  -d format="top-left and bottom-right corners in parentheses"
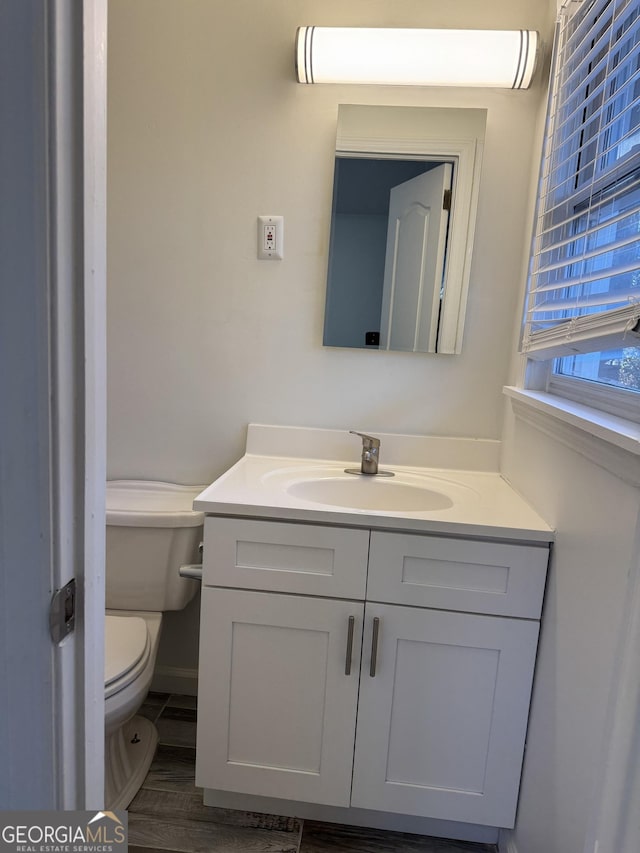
top-left (547, 371), bottom-right (640, 423)
top-left (511, 350), bottom-right (640, 482)
top-left (504, 384), bottom-right (640, 486)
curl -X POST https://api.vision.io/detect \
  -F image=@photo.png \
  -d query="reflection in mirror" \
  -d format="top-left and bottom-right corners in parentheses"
top-left (323, 105), bottom-right (487, 355)
top-left (325, 156), bottom-right (453, 352)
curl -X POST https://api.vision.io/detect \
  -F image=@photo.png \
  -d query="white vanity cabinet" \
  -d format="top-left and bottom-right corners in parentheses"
top-left (196, 516), bottom-right (549, 829)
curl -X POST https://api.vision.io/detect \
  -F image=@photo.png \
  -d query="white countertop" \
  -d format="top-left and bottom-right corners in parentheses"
top-left (194, 438), bottom-right (554, 544)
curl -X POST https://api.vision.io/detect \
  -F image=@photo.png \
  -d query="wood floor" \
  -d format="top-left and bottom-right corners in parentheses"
top-left (128, 693), bottom-right (497, 853)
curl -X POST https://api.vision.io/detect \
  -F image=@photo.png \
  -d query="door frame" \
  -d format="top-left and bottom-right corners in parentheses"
top-left (51, 0), bottom-right (107, 808)
top-left (75, 0), bottom-right (108, 808)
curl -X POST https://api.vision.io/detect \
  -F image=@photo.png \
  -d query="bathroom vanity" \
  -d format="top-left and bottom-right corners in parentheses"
top-left (193, 426), bottom-right (553, 840)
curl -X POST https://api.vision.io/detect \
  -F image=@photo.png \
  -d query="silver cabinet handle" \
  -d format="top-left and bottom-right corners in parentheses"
top-left (345, 615), bottom-right (355, 675)
top-left (370, 616), bottom-right (380, 677)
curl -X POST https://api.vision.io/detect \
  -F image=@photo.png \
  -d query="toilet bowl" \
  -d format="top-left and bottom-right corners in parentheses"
top-left (104, 611), bottom-right (162, 809)
top-left (104, 480), bottom-right (204, 809)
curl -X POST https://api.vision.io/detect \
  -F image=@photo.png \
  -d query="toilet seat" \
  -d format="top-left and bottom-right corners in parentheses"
top-left (105, 615), bottom-right (151, 699)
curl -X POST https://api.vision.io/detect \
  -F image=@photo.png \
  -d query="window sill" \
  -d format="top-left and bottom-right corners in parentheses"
top-left (503, 386), bottom-right (640, 486)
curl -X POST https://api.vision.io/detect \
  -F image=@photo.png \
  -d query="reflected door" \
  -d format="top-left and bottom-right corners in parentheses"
top-left (380, 163), bottom-right (453, 353)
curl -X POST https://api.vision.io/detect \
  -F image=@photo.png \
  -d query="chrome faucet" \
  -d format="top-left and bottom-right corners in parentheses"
top-left (350, 431), bottom-right (380, 474)
top-left (346, 431), bottom-right (394, 477)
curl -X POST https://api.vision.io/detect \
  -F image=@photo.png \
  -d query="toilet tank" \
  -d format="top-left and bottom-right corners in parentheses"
top-left (106, 480), bottom-right (205, 612)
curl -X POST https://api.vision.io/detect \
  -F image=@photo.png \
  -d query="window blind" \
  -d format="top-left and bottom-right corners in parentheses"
top-left (522, 0), bottom-right (640, 361)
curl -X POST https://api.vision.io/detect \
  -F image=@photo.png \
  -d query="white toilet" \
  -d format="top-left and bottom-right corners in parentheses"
top-left (104, 479), bottom-right (204, 809)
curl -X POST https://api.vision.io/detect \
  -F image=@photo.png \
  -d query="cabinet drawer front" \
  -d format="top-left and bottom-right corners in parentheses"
top-left (203, 517), bottom-right (369, 598)
top-left (368, 531), bottom-right (548, 618)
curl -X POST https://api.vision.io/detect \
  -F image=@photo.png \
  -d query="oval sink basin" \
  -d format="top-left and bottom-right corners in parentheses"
top-left (286, 477), bottom-right (453, 512)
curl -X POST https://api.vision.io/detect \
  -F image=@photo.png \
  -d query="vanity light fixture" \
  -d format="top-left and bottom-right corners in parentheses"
top-left (295, 27), bottom-right (539, 89)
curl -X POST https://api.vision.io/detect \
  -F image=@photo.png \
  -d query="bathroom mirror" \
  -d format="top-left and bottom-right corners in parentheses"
top-left (323, 105), bottom-right (487, 354)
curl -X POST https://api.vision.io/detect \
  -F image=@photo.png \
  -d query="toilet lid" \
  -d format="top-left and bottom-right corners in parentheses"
top-left (104, 616), bottom-right (150, 693)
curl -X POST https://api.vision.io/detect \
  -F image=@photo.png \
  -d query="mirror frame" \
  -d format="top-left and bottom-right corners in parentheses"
top-left (331, 105), bottom-right (486, 354)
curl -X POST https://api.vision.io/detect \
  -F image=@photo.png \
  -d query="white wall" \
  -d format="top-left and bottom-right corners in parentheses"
top-left (497, 3), bottom-right (640, 846)
top-left (325, 213), bottom-right (387, 348)
top-left (501, 415), bottom-right (640, 853)
top-left (107, 0), bottom-right (554, 486)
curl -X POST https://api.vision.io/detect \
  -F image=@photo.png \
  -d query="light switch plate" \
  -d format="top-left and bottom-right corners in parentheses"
top-left (257, 215), bottom-right (284, 260)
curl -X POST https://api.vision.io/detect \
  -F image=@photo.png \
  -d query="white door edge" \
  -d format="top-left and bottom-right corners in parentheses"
top-left (79, 0), bottom-right (107, 809)
top-left (50, 0), bottom-right (107, 808)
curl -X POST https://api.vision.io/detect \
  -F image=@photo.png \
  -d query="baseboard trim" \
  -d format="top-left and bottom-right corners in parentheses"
top-left (202, 788), bottom-right (499, 845)
top-left (498, 828), bottom-right (518, 853)
top-left (151, 665), bottom-right (198, 696)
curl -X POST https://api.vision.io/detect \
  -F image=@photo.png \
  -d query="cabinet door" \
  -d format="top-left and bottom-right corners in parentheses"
top-left (351, 603), bottom-right (539, 828)
top-left (196, 588), bottom-right (364, 806)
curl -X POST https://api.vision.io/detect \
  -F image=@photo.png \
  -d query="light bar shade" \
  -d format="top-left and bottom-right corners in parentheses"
top-left (296, 27), bottom-right (538, 89)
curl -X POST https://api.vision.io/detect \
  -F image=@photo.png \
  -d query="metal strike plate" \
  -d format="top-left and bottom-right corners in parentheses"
top-left (49, 578), bottom-right (76, 644)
